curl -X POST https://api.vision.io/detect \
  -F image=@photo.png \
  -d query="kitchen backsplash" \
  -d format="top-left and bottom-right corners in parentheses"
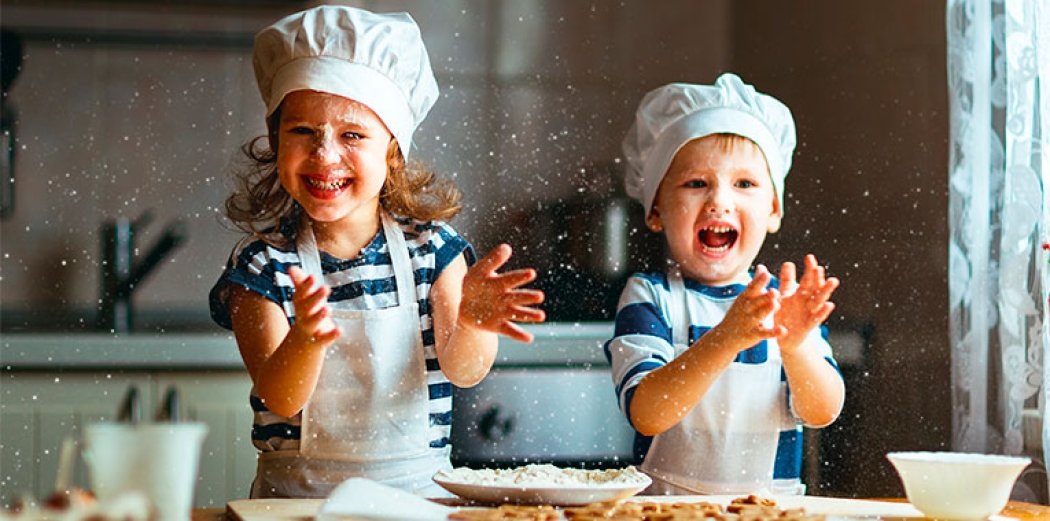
top-left (0, 0), bottom-right (730, 321)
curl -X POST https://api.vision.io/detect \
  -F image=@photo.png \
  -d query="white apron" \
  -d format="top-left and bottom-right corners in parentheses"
top-left (252, 214), bottom-right (451, 498)
top-left (640, 270), bottom-right (787, 495)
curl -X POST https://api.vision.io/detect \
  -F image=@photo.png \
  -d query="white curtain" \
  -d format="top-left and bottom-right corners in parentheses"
top-left (947, 0), bottom-right (1049, 501)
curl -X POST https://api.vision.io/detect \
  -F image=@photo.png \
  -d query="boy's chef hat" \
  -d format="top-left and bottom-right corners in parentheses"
top-left (253, 5), bottom-right (438, 159)
top-left (622, 73), bottom-right (796, 216)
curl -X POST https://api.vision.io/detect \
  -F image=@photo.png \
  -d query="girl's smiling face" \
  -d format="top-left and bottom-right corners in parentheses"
top-left (647, 134), bottom-right (782, 286)
top-left (277, 90), bottom-right (392, 225)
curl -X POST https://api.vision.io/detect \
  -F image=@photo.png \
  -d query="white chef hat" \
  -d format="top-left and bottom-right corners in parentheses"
top-left (622, 73), bottom-right (796, 217)
top-left (253, 5), bottom-right (438, 160)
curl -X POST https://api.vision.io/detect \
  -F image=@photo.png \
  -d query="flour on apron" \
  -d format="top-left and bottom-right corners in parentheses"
top-left (640, 269), bottom-right (785, 495)
top-left (252, 213), bottom-right (450, 498)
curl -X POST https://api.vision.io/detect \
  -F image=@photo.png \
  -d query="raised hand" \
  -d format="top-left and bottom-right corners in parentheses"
top-left (287, 265), bottom-right (341, 349)
top-left (458, 244), bottom-right (546, 343)
top-left (774, 254), bottom-right (839, 353)
top-left (717, 264), bottom-right (784, 350)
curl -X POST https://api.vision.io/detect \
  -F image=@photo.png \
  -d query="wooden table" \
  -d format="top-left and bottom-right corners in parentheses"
top-left (194, 498), bottom-right (1050, 520)
top-left (877, 499), bottom-right (1050, 520)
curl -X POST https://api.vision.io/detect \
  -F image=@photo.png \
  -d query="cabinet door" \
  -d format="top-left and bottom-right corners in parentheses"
top-left (0, 371), bottom-right (152, 509)
top-left (153, 372), bottom-right (255, 507)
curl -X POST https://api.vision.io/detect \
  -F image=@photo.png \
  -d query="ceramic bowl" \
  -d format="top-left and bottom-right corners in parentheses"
top-left (887, 451), bottom-right (1030, 521)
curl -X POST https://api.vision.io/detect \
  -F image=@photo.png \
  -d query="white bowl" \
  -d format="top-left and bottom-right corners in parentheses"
top-left (887, 451), bottom-right (1030, 521)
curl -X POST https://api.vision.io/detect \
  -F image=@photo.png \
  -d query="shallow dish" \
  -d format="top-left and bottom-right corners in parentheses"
top-left (887, 451), bottom-right (1030, 521)
top-left (432, 473), bottom-right (651, 506)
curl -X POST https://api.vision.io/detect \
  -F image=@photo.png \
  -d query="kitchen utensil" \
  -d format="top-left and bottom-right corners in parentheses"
top-left (116, 385), bottom-right (142, 423)
top-left (83, 421), bottom-right (208, 521)
top-left (887, 451), bottom-right (1031, 520)
top-left (53, 435), bottom-right (77, 494)
top-left (156, 386), bottom-right (180, 422)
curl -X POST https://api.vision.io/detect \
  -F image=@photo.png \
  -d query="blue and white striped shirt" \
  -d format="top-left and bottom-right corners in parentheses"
top-left (605, 271), bottom-right (840, 487)
top-left (210, 218), bottom-right (473, 456)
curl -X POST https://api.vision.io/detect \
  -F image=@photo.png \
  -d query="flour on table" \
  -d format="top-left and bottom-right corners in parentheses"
top-left (436, 464), bottom-right (647, 487)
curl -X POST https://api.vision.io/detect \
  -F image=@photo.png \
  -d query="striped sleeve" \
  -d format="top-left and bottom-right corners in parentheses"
top-left (604, 274), bottom-right (676, 427)
top-left (209, 238), bottom-right (299, 329)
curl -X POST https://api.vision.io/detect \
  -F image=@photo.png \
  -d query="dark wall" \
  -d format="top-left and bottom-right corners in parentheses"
top-left (731, 1), bottom-right (951, 497)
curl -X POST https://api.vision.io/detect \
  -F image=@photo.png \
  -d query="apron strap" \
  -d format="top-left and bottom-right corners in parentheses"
top-left (296, 213), bottom-right (417, 306)
top-left (380, 213), bottom-right (417, 307)
top-left (297, 217), bottom-right (324, 280)
top-left (667, 267), bottom-right (689, 346)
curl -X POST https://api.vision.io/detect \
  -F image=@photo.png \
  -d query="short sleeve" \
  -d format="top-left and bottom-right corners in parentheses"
top-left (605, 274), bottom-right (676, 425)
top-left (209, 239), bottom-right (298, 330)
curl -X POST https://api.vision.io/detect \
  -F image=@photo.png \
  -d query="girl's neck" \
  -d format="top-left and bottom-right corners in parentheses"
top-left (310, 210), bottom-right (382, 260)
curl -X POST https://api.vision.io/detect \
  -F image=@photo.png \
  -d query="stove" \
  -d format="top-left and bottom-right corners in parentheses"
top-left (449, 322), bottom-right (635, 469)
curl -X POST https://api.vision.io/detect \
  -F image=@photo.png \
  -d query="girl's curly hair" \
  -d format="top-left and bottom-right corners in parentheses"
top-left (224, 109), bottom-right (462, 247)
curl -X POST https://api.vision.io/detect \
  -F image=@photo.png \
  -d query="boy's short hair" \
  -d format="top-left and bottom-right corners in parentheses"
top-left (622, 73), bottom-right (796, 217)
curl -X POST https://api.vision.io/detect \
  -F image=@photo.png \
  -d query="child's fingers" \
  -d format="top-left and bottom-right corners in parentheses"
top-left (810, 301), bottom-right (836, 324)
top-left (496, 267), bottom-right (539, 289)
top-left (507, 288), bottom-right (546, 306)
top-left (814, 276), bottom-right (840, 303)
top-left (508, 305), bottom-right (546, 323)
top-left (497, 321), bottom-right (535, 343)
top-left (288, 265), bottom-right (307, 282)
top-left (299, 282), bottom-right (331, 315)
top-left (800, 254), bottom-right (828, 286)
top-left (759, 323), bottom-right (787, 338)
top-left (474, 244), bottom-right (513, 276)
top-left (741, 264), bottom-right (773, 297)
top-left (779, 261), bottom-right (798, 295)
top-left (294, 298), bottom-right (329, 327)
top-left (305, 322), bottom-right (341, 343)
top-left (290, 267), bottom-right (322, 295)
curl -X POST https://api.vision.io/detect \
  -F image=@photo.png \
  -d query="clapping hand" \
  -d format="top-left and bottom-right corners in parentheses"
top-left (458, 244), bottom-right (546, 343)
top-left (287, 265), bottom-right (341, 349)
top-left (774, 254), bottom-right (839, 353)
top-left (719, 264), bottom-right (785, 350)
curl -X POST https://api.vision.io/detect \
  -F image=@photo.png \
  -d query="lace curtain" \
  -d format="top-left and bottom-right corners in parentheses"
top-left (947, 0), bottom-right (1048, 500)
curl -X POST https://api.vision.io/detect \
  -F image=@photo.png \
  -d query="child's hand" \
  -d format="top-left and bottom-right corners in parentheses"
top-left (459, 244), bottom-right (546, 343)
top-left (287, 265), bottom-right (341, 349)
top-left (774, 254), bottom-right (839, 353)
top-left (718, 265), bottom-right (783, 349)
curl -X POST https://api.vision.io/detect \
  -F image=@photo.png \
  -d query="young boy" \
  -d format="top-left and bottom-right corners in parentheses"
top-left (607, 73), bottom-right (845, 495)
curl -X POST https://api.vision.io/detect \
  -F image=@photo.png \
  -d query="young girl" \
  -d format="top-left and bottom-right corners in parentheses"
top-left (209, 6), bottom-right (545, 498)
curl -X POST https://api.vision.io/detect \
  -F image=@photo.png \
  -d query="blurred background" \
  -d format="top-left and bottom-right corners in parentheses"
top-left (1, 0), bottom-right (962, 498)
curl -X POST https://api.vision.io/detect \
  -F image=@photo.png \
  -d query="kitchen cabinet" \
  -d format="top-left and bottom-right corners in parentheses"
top-left (0, 369), bottom-right (255, 510)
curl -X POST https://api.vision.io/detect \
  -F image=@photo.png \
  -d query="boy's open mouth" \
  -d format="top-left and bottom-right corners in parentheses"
top-left (698, 225), bottom-right (738, 252)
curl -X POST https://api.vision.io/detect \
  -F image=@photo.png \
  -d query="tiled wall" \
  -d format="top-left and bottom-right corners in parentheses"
top-left (0, 0), bottom-right (730, 320)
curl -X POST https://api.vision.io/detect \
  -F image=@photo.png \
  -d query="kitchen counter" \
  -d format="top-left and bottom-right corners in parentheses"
top-left (0, 332), bottom-right (243, 370)
top-left (195, 497), bottom-right (1050, 520)
top-left (0, 322), bottom-right (615, 370)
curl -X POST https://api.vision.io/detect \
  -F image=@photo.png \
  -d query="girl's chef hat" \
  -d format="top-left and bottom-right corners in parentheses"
top-left (622, 73), bottom-right (796, 217)
top-left (253, 5), bottom-right (438, 160)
